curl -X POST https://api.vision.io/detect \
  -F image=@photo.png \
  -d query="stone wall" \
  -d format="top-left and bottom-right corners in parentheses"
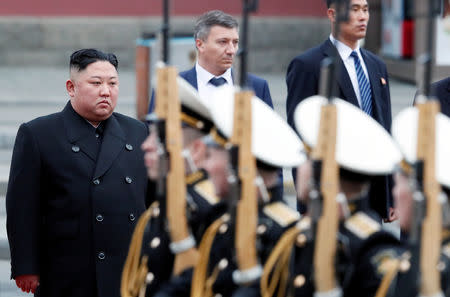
top-left (0, 17), bottom-right (329, 73)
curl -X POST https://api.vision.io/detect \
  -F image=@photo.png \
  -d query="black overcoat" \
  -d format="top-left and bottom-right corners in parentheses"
top-left (6, 102), bottom-right (149, 297)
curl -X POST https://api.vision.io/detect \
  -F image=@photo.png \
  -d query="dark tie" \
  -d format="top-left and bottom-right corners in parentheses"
top-left (350, 51), bottom-right (373, 116)
top-left (209, 77), bottom-right (227, 87)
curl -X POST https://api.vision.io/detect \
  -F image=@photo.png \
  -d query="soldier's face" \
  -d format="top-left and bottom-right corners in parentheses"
top-left (196, 26), bottom-right (239, 76)
top-left (201, 146), bottom-right (230, 198)
top-left (393, 172), bottom-right (413, 232)
top-left (142, 130), bottom-right (160, 180)
top-left (296, 160), bottom-right (312, 204)
top-left (330, 0), bottom-right (369, 44)
top-left (66, 61), bottom-right (119, 126)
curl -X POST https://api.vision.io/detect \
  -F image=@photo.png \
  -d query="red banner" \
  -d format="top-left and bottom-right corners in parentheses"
top-left (0, 0), bottom-right (325, 16)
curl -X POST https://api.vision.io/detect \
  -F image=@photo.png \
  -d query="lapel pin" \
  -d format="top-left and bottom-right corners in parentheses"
top-left (380, 77), bottom-right (386, 85)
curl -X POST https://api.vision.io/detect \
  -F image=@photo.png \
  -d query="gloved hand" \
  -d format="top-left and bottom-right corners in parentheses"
top-left (15, 274), bottom-right (39, 294)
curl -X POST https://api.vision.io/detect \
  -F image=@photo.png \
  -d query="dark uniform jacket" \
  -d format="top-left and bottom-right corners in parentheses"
top-left (6, 102), bottom-right (149, 297)
top-left (143, 170), bottom-right (226, 297)
top-left (204, 187), bottom-right (299, 297)
top-left (393, 228), bottom-right (450, 297)
top-left (286, 39), bottom-right (394, 218)
top-left (292, 197), bottom-right (404, 297)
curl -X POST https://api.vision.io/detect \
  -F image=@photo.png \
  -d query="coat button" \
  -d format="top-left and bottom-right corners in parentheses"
top-left (72, 145), bottom-right (80, 153)
top-left (96, 214), bottom-right (104, 222)
top-left (125, 177), bottom-right (132, 184)
top-left (98, 252), bottom-right (105, 260)
top-left (150, 237), bottom-right (160, 249)
top-left (129, 213), bottom-right (136, 221)
top-left (125, 144), bottom-right (133, 151)
top-left (93, 179), bottom-right (100, 185)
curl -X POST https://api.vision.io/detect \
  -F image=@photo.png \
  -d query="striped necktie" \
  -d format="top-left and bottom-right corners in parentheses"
top-left (350, 51), bottom-right (373, 116)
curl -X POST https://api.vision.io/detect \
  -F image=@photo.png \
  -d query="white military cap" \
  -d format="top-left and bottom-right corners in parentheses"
top-left (392, 106), bottom-right (450, 188)
top-left (294, 95), bottom-right (402, 175)
top-left (177, 77), bottom-right (215, 133)
top-left (150, 62), bottom-right (215, 133)
top-left (208, 85), bottom-right (306, 168)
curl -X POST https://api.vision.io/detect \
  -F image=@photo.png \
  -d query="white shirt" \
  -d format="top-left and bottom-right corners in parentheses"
top-left (195, 62), bottom-right (233, 103)
top-left (329, 34), bottom-right (370, 108)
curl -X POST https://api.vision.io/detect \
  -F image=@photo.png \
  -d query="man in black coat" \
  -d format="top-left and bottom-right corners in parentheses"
top-left (286, 0), bottom-right (395, 220)
top-left (423, 77), bottom-right (450, 116)
top-left (6, 49), bottom-right (150, 297)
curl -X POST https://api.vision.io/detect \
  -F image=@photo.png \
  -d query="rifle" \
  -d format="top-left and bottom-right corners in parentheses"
top-left (411, 1), bottom-right (443, 295)
top-left (121, 2), bottom-right (198, 296)
top-left (230, 0), bottom-right (263, 285)
top-left (152, 0), bottom-right (199, 275)
top-left (310, 1), bottom-right (349, 295)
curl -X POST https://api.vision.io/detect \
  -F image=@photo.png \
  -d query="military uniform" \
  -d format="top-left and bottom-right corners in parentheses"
top-left (195, 186), bottom-right (298, 297)
top-left (142, 170), bottom-right (226, 296)
top-left (391, 104), bottom-right (450, 297)
top-left (148, 170), bottom-right (226, 297)
top-left (276, 195), bottom-right (403, 297)
top-left (266, 95), bottom-right (405, 297)
top-left (392, 228), bottom-right (450, 297)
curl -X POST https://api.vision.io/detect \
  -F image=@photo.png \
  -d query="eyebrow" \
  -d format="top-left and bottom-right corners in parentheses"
top-left (90, 76), bottom-right (118, 79)
top-left (351, 4), bottom-right (369, 9)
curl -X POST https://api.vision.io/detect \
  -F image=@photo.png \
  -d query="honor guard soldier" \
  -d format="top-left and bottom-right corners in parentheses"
top-left (190, 85), bottom-right (306, 297)
top-left (263, 95), bottom-right (406, 297)
top-left (121, 72), bottom-right (226, 297)
top-left (391, 105), bottom-right (450, 297)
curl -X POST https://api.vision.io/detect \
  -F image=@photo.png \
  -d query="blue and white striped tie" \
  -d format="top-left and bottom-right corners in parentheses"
top-left (351, 51), bottom-right (372, 116)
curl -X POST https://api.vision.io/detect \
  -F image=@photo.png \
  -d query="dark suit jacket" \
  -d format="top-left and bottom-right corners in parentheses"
top-left (148, 67), bottom-right (274, 112)
top-left (286, 39), bottom-right (393, 218)
top-left (6, 102), bottom-right (149, 297)
top-left (415, 77), bottom-right (450, 117)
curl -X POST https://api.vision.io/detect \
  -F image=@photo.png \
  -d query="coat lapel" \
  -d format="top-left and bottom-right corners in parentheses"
top-left (93, 114), bottom-right (126, 179)
top-left (182, 67), bottom-right (198, 90)
top-left (63, 102), bottom-right (98, 162)
top-left (322, 40), bottom-right (359, 107)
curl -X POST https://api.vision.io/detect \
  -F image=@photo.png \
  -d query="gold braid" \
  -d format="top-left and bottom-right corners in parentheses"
top-left (191, 214), bottom-right (229, 297)
top-left (261, 225), bottom-right (301, 297)
top-left (121, 202), bottom-right (158, 297)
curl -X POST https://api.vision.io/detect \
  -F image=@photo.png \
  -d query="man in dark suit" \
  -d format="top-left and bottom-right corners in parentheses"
top-left (286, 0), bottom-right (395, 220)
top-left (426, 77), bottom-right (450, 117)
top-left (149, 10), bottom-right (273, 111)
top-left (6, 49), bottom-right (150, 297)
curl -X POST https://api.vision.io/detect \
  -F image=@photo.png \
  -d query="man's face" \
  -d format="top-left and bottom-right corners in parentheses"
top-left (142, 129), bottom-right (160, 180)
top-left (296, 160), bottom-right (312, 204)
top-left (393, 172), bottom-right (413, 232)
top-left (67, 61), bottom-right (119, 125)
top-left (201, 146), bottom-right (230, 198)
top-left (332, 0), bottom-right (369, 44)
top-left (196, 25), bottom-right (239, 76)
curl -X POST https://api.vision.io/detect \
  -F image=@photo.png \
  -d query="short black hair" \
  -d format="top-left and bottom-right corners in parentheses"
top-left (325, 0), bottom-right (350, 8)
top-left (69, 48), bottom-right (118, 72)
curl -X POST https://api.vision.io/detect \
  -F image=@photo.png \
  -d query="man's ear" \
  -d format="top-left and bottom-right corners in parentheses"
top-left (66, 79), bottom-right (75, 98)
top-left (190, 139), bottom-right (207, 167)
top-left (327, 8), bottom-right (336, 23)
top-left (195, 38), bottom-right (204, 52)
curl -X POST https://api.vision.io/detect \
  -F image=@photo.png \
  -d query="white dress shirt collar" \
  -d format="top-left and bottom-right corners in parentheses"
top-left (195, 62), bottom-right (233, 87)
top-left (329, 34), bottom-right (362, 61)
top-left (329, 34), bottom-right (370, 108)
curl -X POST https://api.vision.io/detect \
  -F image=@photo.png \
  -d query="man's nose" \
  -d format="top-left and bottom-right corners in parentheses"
top-left (225, 42), bottom-right (237, 54)
top-left (99, 83), bottom-right (110, 96)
